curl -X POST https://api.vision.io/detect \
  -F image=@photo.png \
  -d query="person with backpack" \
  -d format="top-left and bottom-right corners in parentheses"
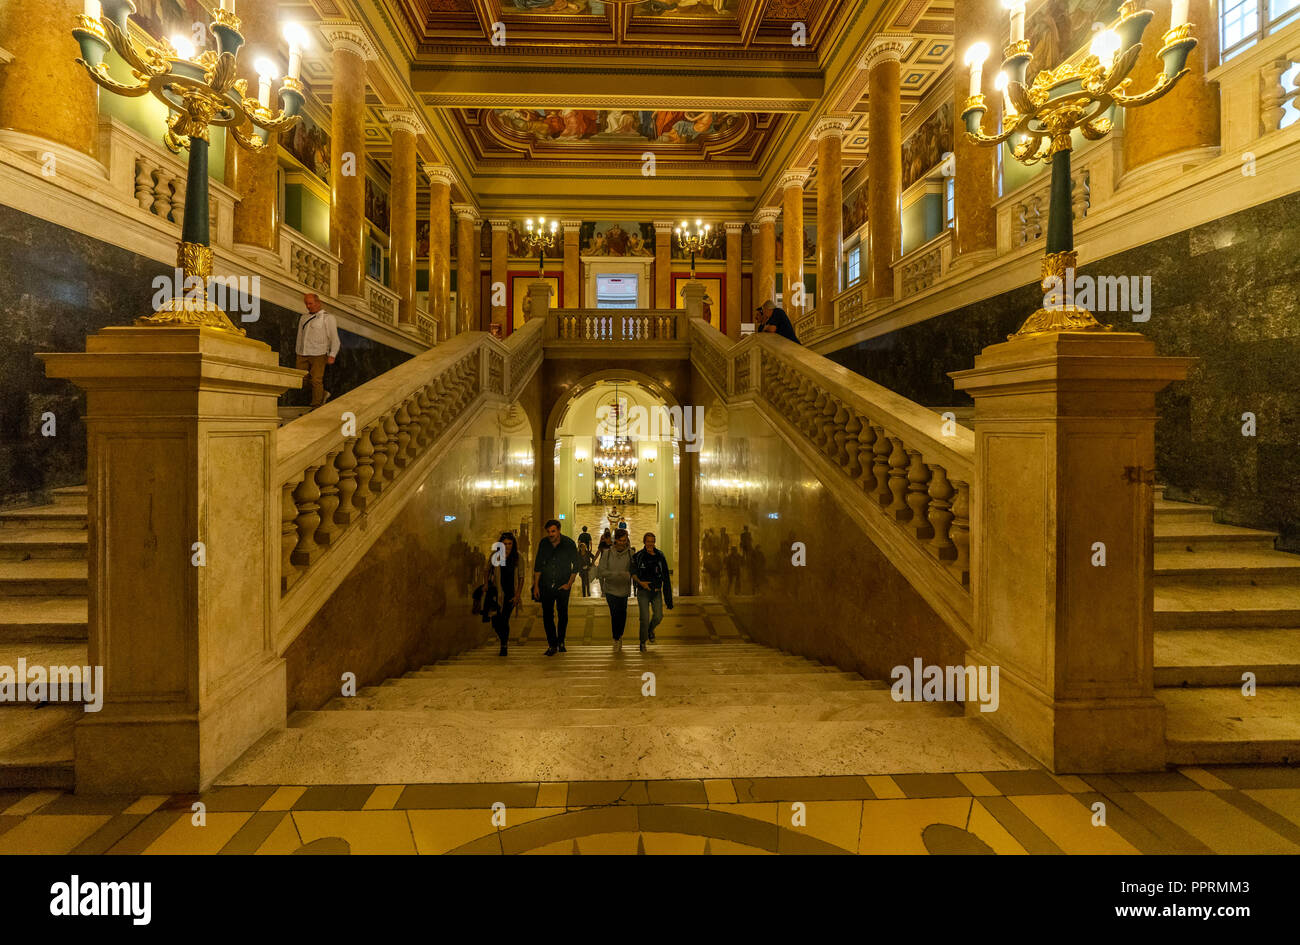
top-left (482, 531), bottom-right (524, 656)
top-left (594, 528), bottom-right (635, 650)
top-left (632, 532), bottom-right (673, 649)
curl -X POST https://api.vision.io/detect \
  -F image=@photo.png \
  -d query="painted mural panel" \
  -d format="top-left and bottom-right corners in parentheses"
top-left (505, 0), bottom-right (601, 12)
top-left (579, 222), bottom-right (656, 256)
top-left (638, 0), bottom-right (735, 15)
top-left (843, 185), bottom-right (868, 236)
top-left (1027, 0), bottom-right (1124, 81)
top-left (132, 0), bottom-right (207, 39)
top-left (364, 178), bottom-right (390, 234)
top-left (775, 223), bottom-right (816, 261)
top-left (492, 110), bottom-right (744, 145)
top-left (901, 101), bottom-right (953, 191)
top-left (282, 110), bottom-right (331, 182)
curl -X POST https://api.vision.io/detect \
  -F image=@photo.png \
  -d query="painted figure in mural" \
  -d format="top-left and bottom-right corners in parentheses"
top-left (588, 230), bottom-right (606, 255)
top-left (603, 110), bottom-right (642, 136)
top-left (510, 0), bottom-right (590, 12)
top-left (644, 0), bottom-right (730, 13)
top-left (604, 224), bottom-right (630, 256)
top-left (557, 110), bottom-right (600, 140)
top-left (627, 231), bottom-right (648, 256)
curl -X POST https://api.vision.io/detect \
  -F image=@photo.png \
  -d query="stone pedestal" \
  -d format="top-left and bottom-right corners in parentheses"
top-left (951, 332), bottom-right (1193, 772)
top-left (681, 278), bottom-right (708, 320)
top-left (40, 327), bottom-right (302, 793)
top-left (528, 279), bottom-right (554, 324)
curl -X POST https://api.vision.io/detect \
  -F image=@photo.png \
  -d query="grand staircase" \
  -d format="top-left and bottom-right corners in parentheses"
top-left (217, 599), bottom-right (1033, 786)
top-left (0, 485), bottom-right (88, 788)
top-left (1153, 486), bottom-right (1300, 763)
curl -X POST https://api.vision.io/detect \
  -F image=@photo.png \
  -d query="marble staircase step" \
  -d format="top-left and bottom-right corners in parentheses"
top-left (1155, 582), bottom-right (1300, 629)
top-left (419, 659), bottom-right (850, 676)
top-left (0, 597), bottom-right (88, 640)
top-left (1155, 521), bottom-right (1278, 553)
top-left (0, 641), bottom-right (90, 676)
top-left (0, 505), bottom-right (88, 530)
top-left (0, 559), bottom-right (88, 596)
top-left (1155, 628), bottom-right (1300, 687)
top-left (0, 706), bottom-right (77, 789)
top-left (370, 670), bottom-right (878, 693)
top-left (0, 528), bottom-right (87, 560)
top-left (1153, 499), bottom-right (1217, 524)
top-left (49, 486), bottom-right (87, 507)
top-left (1159, 687), bottom-right (1300, 765)
top-left (330, 687), bottom-right (906, 712)
top-left (1153, 548), bottom-right (1300, 584)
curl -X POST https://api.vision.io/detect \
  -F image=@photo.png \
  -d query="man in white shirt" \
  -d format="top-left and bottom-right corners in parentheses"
top-left (295, 293), bottom-right (340, 407)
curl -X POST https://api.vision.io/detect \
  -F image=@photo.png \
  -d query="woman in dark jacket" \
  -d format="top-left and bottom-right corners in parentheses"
top-left (485, 531), bottom-right (524, 656)
top-left (632, 532), bottom-right (673, 649)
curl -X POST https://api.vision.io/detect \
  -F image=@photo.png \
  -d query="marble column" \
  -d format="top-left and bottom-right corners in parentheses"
top-left (751, 207), bottom-right (779, 308)
top-left (724, 221), bottom-right (744, 340)
top-left (454, 204), bottom-right (481, 334)
top-left (562, 220), bottom-right (582, 307)
top-left (653, 221), bottom-right (675, 309)
top-left (0, 0), bottom-right (97, 159)
top-left (952, 4), bottom-right (1000, 266)
top-left (814, 116), bottom-right (851, 327)
top-left (1123, 0), bottom-right (1220, 174)
top-left (865, 36), bottom-right (908, 301)
top-left (226, 0), bottom-right (281, 255)
top-left (779, 170), bottom-right (809, 319)
top-left (323, 22), bottom-right (375, 301)
top-left (41, 328), bottom-right (301, 792)
top-left (384, 110), bottom-right (422, 328)
top-left (951, 333), bottom-right (1194, 772)
top-left (423, 163), bottom-right (455, 342)
top-left (490, 218), bottom-right (510, 331)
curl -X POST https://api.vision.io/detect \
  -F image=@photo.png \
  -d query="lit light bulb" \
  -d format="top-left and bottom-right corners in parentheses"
top-left (254, 58), bottom-right (277, 108)
top-left (170, 34), bottom-right (196, 59)
top-left (1090, 28), bottom-right (1120, 67)
top-left (995, 71), bottom-right (1014, 114)
top-left (283, 23), bottom-right (309, 81)
top-left (1002, 0), bottom-right (1026, 44)
top-left (965, 42), bottom-right (990, 98)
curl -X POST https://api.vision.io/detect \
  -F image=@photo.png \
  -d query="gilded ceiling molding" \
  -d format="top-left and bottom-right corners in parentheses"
top-left (422, 94), bottom-right (815, 112)
top-left (452, 203), bottom-right (482, 223)
top-left (320, 20), bottom-right (378, 61)
top-left (778, 169), bottom-right (811, 191)
top-left (752, 207), bottom-right (781, 227)
top-left (860, 33), bottom-right (912, 72)
top-left (422, 163), bottom-right (458, 189)
top-left (381, 109), bottom-right (424, 138)
top-left (811, 114), bottom-right (854, 141)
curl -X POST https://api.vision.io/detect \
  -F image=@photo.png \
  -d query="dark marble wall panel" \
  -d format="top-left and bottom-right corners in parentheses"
top-left (698, 404), bottom-right (966, 681)
top-left (828, 192), bottom-right (1300, 550)
top-left (0, 204), bottom-right (412, 508)
top-left (284, 408), bottom-right (535, 712)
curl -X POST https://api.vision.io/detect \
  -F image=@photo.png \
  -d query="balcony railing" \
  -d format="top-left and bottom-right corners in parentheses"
top-left (547, 308), bottom-right (688, 342)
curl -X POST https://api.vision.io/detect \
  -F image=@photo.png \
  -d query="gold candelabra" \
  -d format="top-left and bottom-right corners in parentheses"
top-left (674, 219), bottom-right (715, 276)
top-left (72, 0), bottom-right (304, 334)
top-left (962, 0), bottom-right (1197, 338)
top-left (522, 216), bottom-right (559, 277)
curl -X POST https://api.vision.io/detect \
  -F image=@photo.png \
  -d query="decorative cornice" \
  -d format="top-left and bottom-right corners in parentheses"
top-left (452, 203), bottom-right (481, 222)
top-left (861, 34), bottom-right (911, 72)
top-left (489, 218), bottom-right (512, 231)
top-left (778, 169), bottom-right (811, 191)
top-left (812, 114), bottom-right (854, 141)
top-left (422, 163), bottom-right (457, 189)
top-left (381, 109), bottom-right (423, 137)
top-left (320, 20), bottom-right (378, 61)
top-left (561, 219), bottom-right (583, 232)
top-left (752, 207), bottom-right (781, 226)
top-left (653, 221), bottom-right (676, 233)
top-left (724, 221), bottom-right (747, 235)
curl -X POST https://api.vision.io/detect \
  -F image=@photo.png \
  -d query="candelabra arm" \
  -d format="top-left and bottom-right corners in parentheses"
top-left (961, 98), bottom-right (1021, 147)
top-left (1110, 68), bottom-right (1189, 108)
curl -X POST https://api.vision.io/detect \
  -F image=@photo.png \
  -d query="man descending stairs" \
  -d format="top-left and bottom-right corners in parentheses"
top-left (0, 486), bottom-right (89, 788)
top-left (1153, 486), bottom-right (1300, 763)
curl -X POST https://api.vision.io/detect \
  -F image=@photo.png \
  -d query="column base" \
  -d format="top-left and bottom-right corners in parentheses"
top-left (74, 656), bottom-right (286, 795)
top-left (968, 651), bottom-right (1166, 773)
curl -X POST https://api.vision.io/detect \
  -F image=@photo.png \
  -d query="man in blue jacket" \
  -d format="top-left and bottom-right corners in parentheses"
top-left (632, 532), bottom-right (674, 651)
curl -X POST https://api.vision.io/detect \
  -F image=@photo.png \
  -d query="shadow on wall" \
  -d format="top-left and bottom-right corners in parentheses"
top-left (0, 203), bottom-right (411, 508)
top-left (828, 192), bottom-right (1300, 551)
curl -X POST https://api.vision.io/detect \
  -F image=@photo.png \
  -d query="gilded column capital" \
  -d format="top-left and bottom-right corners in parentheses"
top-left (382, 109), bottom-right (424, 138)
top-left (778, 169), bottom-right (811, 191)
top-left (861, 34), bottom-right (911, 72)
top-left (561, 219), bottom-right (583, 232)
top-left (752, 207), bottom-right (781, 227)
top-left (812, 114), bottom-right (854, 140)
top-left (724, 221), bottom-right (747, 235)
top-left (489, 218), bottom-right (512, 232)
top-left (652, 220), bottom-right (676, 234)
top-left (453, 203), bottom-right (481, 223)
top-left (423, 163), bottom-right (457, 189)
top-left (320, 20), bottom-right (377, 61)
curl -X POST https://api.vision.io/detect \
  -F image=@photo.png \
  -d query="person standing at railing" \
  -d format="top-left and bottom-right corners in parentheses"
top-left (296, 293), bottom-right (341, 407)
top-left (532, 519), bottom-right (580, 657)
top-left (756, 299), bottom-right (799, 344)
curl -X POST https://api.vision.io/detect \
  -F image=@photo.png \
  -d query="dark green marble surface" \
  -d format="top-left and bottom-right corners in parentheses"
top-left (828, 192), bottom-right (1300, 550)
top-left (0, 204), bottom-right (412, 508)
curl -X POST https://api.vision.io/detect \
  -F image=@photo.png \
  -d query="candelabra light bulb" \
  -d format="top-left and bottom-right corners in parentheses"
top-left (170, 34), bottom-right (196, 59)
top-left (1090, 28), bottom-right (1121, 66)
top-left (964, 41), bottom-right (990, 67)
top-left (254, 57), bottom-right (278, 80)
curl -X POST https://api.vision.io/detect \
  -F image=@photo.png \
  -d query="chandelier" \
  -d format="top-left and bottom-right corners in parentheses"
top-left (523, 216), bottom-right (559, 276)
top-left (674, 219), bottom-right (715, 276)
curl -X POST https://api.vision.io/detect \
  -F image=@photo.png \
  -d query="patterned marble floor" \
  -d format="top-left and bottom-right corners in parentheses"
top-left (2, 765), bottom-right (1299, 854)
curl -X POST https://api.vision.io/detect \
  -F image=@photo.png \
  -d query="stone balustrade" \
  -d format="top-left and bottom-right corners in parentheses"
top-left (417, 309), bottom-right (438, 343)
top-left (997, 146), bottom-right (1107, 252)
top-left (366, 279), bottom-right (399, 326)
top-left (1213, 20), bottom-right (1300, 148)
top-left (548, 308), bottom-right (688, 342)
top-left (281, 225), bottom-right (338, 297)
top-left (274, 321), bottom-right (543, 649)
top-left (894, 229), bottom-right (953, 298)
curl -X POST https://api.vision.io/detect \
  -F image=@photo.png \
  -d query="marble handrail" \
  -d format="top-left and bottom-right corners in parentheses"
top-left (549, 308), bottom-right (687, 342)
top-left (274, 326), bottom-right (541, 649)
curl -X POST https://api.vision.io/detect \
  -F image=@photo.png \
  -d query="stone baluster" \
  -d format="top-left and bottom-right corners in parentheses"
top-left (885, 436), bottom-right (910, 520)
top-left (905, 450), bottom-right (933, 539)
top-left (401, 396), bottom-right (421, 462)
top-left (949, 479), bottom-right (971, 586)
top-left (393, 401), bottom-right (413, 468)
top-left (314, 450), bottom-right (342, 547)
top-left (335, 437), bottom-right (359, 526)
top-left (406, 392), bottom-right (427, 453)
top-left (843, 411), bottom-right (863, 479)
top-left (281, 477), bottom-right (303, 593)
top-left (170, 175), bottom-right (186, 225)
top-left (828, 400), bottom-right (848, 462)
top-left (870, 426), bottom-right (892, 505)
top-left (382, 412), bottom-right (401, 479)
top-left (369, 420), bottom-right (390, 493)
top-left (150, 168), bottom-right (172, 218)
top-left (134, 159), bottom-right (154, 212)
top-left (291, 463), bottom-right (323, 566)
top-left (925, 464), bottom-right (957, 562)
top-left (855, 421), bottom-right (877, 490)
top-left (353, 425), bottom-right (376, 510)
